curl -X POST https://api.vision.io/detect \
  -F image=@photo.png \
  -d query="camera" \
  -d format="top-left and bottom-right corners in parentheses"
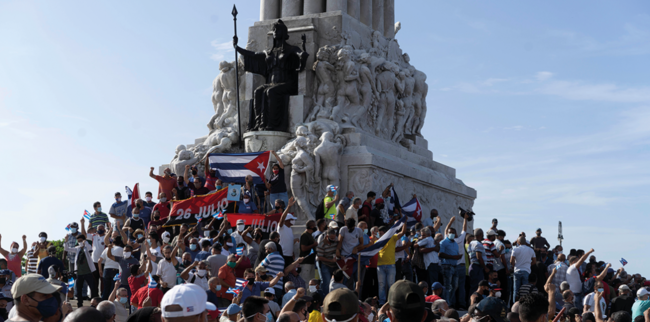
top-left (458, 207), bottom-right (475, 221)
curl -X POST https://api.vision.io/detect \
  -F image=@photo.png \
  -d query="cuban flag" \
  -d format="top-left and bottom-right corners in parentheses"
top-left (126, 183), bottom-right (140, 209)
top-left (401, 197), bottom-right (422, 226)
top-left (620, 258), bottom-right (628, 266)
top-left (83, 210), bottom-right (92, 220)
top-left (212, 209), bottom-right (225, 219)
top-left (68, 277), bottom-right (75, 288)
top-left (65, 224), bottom-right (71, 231)
top-left (226, 278), bottom-right (248, 296)
top-left (354, 216), bottom-right (407, 262)
top-left (236, 246), bottom-right (244, 256)
top-left (148, 273), bottom-right (157, 288)
top-left (208, 152), bottom-right (270, 184)
top-left (114, 273), bottom-right (121, 281)
top-left (387, 186), bottom-right (401, 214)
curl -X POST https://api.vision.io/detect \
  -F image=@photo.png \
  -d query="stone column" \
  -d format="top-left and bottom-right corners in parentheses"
top-left (347, 0), bottom-right (360, 20)
top-left (383, 0), bottom-right (394, 38)
top-left (360, 0), bottom-right (372, 27)
top-left (304, 0), bottom-right (325, 14)
top-left (372, 0), bottom-right (384, 35)
top-left (260, 0), bottom-right (281, 20)
top-left (282, 0), bottom-right (304, 17)
top-left (327, 0), bottom-right (347, 14)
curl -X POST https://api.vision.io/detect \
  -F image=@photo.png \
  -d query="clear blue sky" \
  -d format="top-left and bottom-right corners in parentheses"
top-left (1, 1), bottom-right (648, 275)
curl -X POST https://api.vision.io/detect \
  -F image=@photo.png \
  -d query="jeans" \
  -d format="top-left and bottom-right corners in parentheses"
top-left (269, 192), bottom-right (289, 210)
top-left (513, 271), bottom-right (530, 302)
top-left (427, 263), bottom-right (442, 288)
top-left (442, 264), bottom-right (458, 304)
top-left (76, 273), bottom-right (97, 307)
top-left (92, 262), bottom-right (101, 298)
top-left (574, 292), bottom-right (584, 311)
top-left (102, 268), bottom-right (119, 300)
top-left (456, 264), bottom-right (467, 308)
top-left (319, 262), bottom-right (335, 294)
top-left (469, 263), bottom-right (485, 298)
top-left (377, 265), bottom-right (396, 305)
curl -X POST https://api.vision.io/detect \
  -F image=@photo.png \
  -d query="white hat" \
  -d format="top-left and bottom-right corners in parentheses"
top-left (328, 221), bottom-right (339, 229)
top-left (487, 229), bottom-right (498, 236)
top-left (619, 284), bottom-right (631, 292)
top-left (11, 274), bottom-right (62, 299)
top-left (236, 219), bottom-right (245, 225)
top-left (285, 213), bottom-right (297, 221)
top-left (637, 288), bottom-right (649, 298)
top-left (162, 231), bottom-right (171, 238)
top-left (161, 284), bottom-right (217, 318)
top-left (264, 287), bottom-right (275, 295)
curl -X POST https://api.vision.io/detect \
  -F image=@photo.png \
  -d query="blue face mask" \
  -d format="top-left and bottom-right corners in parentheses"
top-left (267, 312), bottom-right (274, 322)
top-left (216, 284), bottom-right (222, 291)
top-left (448, 233), bottom-right (456, 240)
top-left (364, 229), bottom-right (368, 234)
top-left (190, 244), bottom-right (197, 251)
top-left (119, 297), bottom-right (128, 304)
top-left (137, 234), bottom-right (143, 239)
top-left (227, 229), bottom-right (233, 235)
top-left (29, 295), bottom-right (59, 318)
top-left (598, 288), bottom-right (604, 293)
top-left (133, 213), bottom-right (139, 219)
top-left (216, 185), bottom-right (222, 190)
top-left (71, 228), bottom-right (77, 234)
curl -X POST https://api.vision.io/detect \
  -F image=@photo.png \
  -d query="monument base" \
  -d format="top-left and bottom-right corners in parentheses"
top-left (244, 131), bottom-right (292, 153)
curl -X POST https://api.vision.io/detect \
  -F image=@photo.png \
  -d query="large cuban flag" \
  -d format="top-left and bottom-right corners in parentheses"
top-left (387, 186), bottom-right (401, 214)
top-left (354, 216), bottom-right (407, 262)
top-left (401, 197), bottom-right (422, 226)
top-left (208, 152), bottom-right (270, 184)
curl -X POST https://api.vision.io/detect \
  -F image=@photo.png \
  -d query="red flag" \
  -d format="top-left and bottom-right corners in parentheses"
top-left (131, 183), bottom-right (140, 208)
top-left (243, 151), bottom-right (270, 179)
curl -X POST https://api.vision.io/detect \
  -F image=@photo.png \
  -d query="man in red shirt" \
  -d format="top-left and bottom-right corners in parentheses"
top-left (152, 193), bottom-right (172, 220)
top-left (359, 192), bottom-right (375, 225)
top-left (131, 275), bottom-right (164, 309)
top-left (425, 282), bottom-right (444, 303)
top-left (217, 254), bottom-right (239, 307)
top-left (149, 167), bottom-right (177, 203)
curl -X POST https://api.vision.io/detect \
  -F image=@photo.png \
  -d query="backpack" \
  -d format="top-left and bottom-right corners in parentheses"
top-left (315, 198), bottom-right (326, 221)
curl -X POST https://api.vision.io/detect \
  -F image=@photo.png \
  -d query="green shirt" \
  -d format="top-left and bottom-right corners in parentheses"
top-left (324, 197), bottom-right (336, 220)
top-left (90, 212), bottom-right (109, 229)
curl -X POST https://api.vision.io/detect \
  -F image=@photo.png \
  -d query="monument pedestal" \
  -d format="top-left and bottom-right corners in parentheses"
top-left (244, 131), bottom-right (292, 153)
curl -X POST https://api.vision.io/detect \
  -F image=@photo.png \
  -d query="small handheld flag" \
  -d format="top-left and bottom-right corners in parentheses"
top-left (68, 277), bottom-right (75, 288)
top-left (148, 273), bottom-right (157, 288)
top-left (226, 278), bottom-right (248, 296)
top-left (620, 258), bottom-right (628, 266)
top-left (83, 210), bottom-right (91, 220)
top-left (212, 209), bottom-right (225, 219)
top-left (236, 246), bottom-right (244, 256)
top-left (65, 224), bottom-right (71, 231)
top-left (114, 273), bottom-right (121, 281)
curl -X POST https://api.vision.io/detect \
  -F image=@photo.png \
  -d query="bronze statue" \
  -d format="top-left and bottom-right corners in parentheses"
top-left (233, 19), bottom-right (309, 132)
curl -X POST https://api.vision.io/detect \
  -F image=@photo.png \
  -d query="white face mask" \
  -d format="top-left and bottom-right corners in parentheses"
top-left (367, 313), bottom-right (374, 322)
top-left (197, 269), bottom-right (207, 276)
top-left (40, 237), bottom-right (46, 243)
top-left (123, 252), bottom-right (131, 258)
top-left (243, 198), bottom-right (250, 204)
top-left (495, 291), bottom-right (502, 298)
top-left (160, 197), bottom-right (167, 202)
top-left (309, 285), bottom-right (317, 293)
top-left (163, 236), bottom-right (171, 243)
top-left (237, 224), bottom-right (245, 232)
top-left (204, 231), bottom-right (211, 238)
top-left (145, 197), bottom-right (152, 202)
top-left (11, 247), bottom-right (18, 254)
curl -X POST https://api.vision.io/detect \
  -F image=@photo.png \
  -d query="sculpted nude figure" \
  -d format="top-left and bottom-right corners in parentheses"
top-left (290, 137), bottom-right (316, 221)
top-left (350, 53), bottom-right (379, 127)
top-left (208, 61), bottom-right (237, 131)
top-left (330, 48), bottom-right (360, 124)
top-left (314, 132), bottom-right (343, 190)
top-left (311, 47), bottom-right (337, 120)
top-left (375, 62), bottom-right (403, 137)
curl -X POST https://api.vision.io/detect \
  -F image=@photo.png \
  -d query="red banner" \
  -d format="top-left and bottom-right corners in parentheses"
top-left (165, 188), bottom-right (282, 233)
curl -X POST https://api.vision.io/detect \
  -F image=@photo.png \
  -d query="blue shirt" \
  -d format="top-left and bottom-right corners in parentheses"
top-left (282, 289), bottom-right (297, 307)
top-left (440, 237), bottom-right (459, 265)
top-left (206, 290), bottom-right (219, 308)
top-left (195, 251), bottom-right (211, 262)
top-left (261, 252), bottom-right (285, 289)
top-left (241, 281), bottom-right (270, 303)
top-left (187, 249), bottom-right (201, 261)
top-left (360, 234), bottom-right (371, 266)
top-left (238, 201), bottom-right (258, 214)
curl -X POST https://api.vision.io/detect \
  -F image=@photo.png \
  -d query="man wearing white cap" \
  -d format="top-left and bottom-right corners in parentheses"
top-left (9, 274), bottom-right (62, 322)
top-left (277, 197), bottom-right (298, 267)
top-left (610, 284), bottom-right (634, 315)
top-left (231, 219), bottom-right (253, 247)
top-left (631, 288), bottom-right (650, 320)
top-left (160, 283), bottom-right (217, 322)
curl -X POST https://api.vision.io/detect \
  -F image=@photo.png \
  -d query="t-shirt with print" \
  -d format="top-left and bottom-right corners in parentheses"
top-left (583, 292), bottom-right (607, 318)
top-left (339, 227), bottom-right (363, 257)
top-left (110, 201), bottom-right (129, 224)
top-left (468, 240), bottom-right (486, 265)
top-left (115, 255), bottom-right (140, 285)
top-left (324, 197), bottom-right (337, 220)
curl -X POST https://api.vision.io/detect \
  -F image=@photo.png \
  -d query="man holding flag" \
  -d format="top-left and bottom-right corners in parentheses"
top-left (375, 216), bottom-right (408, 305)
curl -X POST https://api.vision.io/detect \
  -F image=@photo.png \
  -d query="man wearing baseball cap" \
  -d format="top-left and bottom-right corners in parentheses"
top-left (378, 280), bottom-right (427, 322)
top-left (160, 283), bottom-right (216, 322)
top-left (322, 288), bottom-right (359, 322)
top-left (631, 288), bottom-right (650, 320)
top-left (475, 297), bottom-right (507, 322)
top-left (9, 274), bottom-right (62, 322)
top-left (610, 284), bottom-right (634, 315)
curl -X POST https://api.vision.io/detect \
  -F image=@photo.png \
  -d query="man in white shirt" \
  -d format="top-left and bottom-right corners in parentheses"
top-left (81, 220), bottom-right (107, 301)
top-left (566, 248), bottom-right (594, 311)
top-left (510, 235), bottom-right (536, 303)
top-left (99, 244), bottom-right (122, 300)
top-left (156, 245), bottom-right (181, 292)
top-left (345, 197), bottom-right (361, 222)
top-left (415, 227), bottom-right (441, 292)
top-left (180, 260), bottom-right (210, 291)
top-left (583, 281), bottom-right (607, 319)
top-left (277, 197), bottom-right (298, 266)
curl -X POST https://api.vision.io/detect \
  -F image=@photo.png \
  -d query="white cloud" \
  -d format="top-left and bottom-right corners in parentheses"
top-left (210, 40), bottom-right (234, 62)
top-left (535, 71), bottom-right (554, 81)
top-left (537, 80), bottom-right (650, 103)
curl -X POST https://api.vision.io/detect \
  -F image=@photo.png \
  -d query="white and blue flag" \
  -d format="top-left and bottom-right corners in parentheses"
top-left (354, 216), bottom-right (406, 262)
top-left (401, 197), bottom-right (422, 227)
top-left (208, 152), bottom-right (270, 184)
top-left (387, 186), bottom-right (401, 214)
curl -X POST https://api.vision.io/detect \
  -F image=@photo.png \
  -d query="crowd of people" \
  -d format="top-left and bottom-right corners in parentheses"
top-left (1, 162), bottom-right (648, 322)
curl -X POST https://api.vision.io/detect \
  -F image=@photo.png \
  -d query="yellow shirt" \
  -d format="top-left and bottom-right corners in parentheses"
top-left (37, 243), bottom-right (51, 261)
top-left (377, 235), bottom-right (400, 266)
top-left (308, 310), bottom-right (322, 322)
top-left (324, 197), bottom-right (337, 220)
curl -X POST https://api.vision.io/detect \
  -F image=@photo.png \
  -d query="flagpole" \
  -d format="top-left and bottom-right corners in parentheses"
top-left (232, 4), bottom-right (243, 150)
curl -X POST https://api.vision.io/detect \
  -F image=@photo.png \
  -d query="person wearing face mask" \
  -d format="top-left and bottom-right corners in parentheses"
top-left (81, 217), bottom-right (107, 295)
top-left (259, 243), bottom-right (285, 297)
top-left (316, 229), bottom-right (339, 294)
top-left (152, 192), bottom-right (172, 221)
top-left (231, 219), bottom-right (254, 247)
top-left (128, 198), bottom-right (152, 228)
top-left (0, 270), bottom-right (14, 311)
top-left (109, 192), bottom-right (129, 228)
top-left (35, 232), bottom-right (51, 262)
top-left (180, 260), bottom-right (211, 291)
top-left (369, 198), bottom-right (387, 229)
top-left (89, 201), bottom-right (110, 230)
top-left (64, 233), bottom-right (97, 307)
top-left (24, 243), bottom-right (40, 276)
top-left (440, 217), bottom-right (465, 306)
top-left (8, 274), bottom-right (63, 322)
top-left (264, 288), bottom-right (281, 318)
top-left (153, 245), bottom-right (181, 293)
top-left (470, 280), bottom-right (491, 306)
top-left (172, 175), bottom-right (191, 201)
top-left (124, 209), bottom-right (145, 240)
top-left (265, 155), bottom-right (289, 211)
top-left (107, 283), bottom-right (129, 322)
top-left (299, 221), bottom-right (318, 283)
top-left (182, 238), bottom-right (201, 261)
top-left (206, 277), bottom-right (223, 308)
top-left (143, 191), bottom-right (157, 209)
top-left (493, 230), bottom-right (510, 304)
top-left (360, 192), bottom-right (375, 227)
top-left (277, 197), bottom-right (299, 266)
top-left (149, 166), bottom-right (178, 205)
top-left (239, 192), bottom-right (259, 214)
top-left (239, 268), bottom-right (284, 303)
top-left (0, 291), bottom-right (13, 321)
top-left (217, 255), bottom-right (242, 307)
top-left (107, 244), bottom-right (142, 306)
top-left (242, 174), bottom-right (261, 209)
top-left (583, 280), bottom-right (609, 319)
top-left (131, 275), bottom-right (165, 310)
top-left (0, 235), bottom-right (27, 279)
top-left (183, 166), bottom-right (211, 197)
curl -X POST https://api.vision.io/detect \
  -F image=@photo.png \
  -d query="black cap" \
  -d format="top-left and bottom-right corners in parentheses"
top-left (388, 280), bottom-right (425, 310)
top-left (476, 298), bottom-right (507, 322)
top-left (39, 232), bottom-right (47, 238)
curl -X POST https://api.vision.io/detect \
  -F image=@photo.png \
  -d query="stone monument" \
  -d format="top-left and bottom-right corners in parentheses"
top-left (162, 0), bottom-right (477, 233)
